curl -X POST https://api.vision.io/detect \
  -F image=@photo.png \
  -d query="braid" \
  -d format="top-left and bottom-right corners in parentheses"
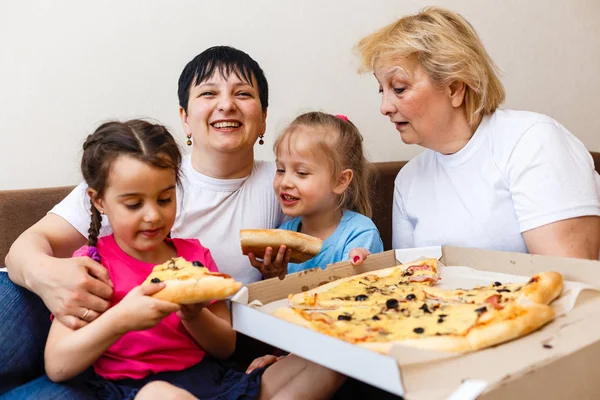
top-left (88, 199), bottom-right (102, 247)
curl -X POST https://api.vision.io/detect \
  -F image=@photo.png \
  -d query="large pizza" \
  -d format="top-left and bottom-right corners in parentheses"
top-left (273, 258), bottom-right (563, 353)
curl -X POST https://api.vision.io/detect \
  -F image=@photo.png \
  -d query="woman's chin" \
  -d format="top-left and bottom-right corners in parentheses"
top-left (399, 133), bottom-right (419, 145)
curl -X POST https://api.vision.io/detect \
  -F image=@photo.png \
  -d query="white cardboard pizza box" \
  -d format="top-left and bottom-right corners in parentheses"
top-left (231, 246), bottom-right (600, 399)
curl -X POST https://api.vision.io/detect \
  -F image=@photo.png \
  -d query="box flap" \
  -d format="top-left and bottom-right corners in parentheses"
top-left (231, 300), bottom-right (404, 395)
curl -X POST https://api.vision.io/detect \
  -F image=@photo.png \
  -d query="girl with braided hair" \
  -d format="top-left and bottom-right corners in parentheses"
top-left (15, 119), bottom-right (343, 400)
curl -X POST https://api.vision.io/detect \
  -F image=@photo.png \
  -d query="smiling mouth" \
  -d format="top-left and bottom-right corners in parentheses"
top-left (212, 121), bottom-right (241, 129)
top-left (281, 194), bottom-right (299, 201)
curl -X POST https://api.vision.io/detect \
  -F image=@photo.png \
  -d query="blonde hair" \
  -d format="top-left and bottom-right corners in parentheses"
top-left (274, 112), bottom-right (373, 218)
top-left (356, 6), bottom-right (505, 126)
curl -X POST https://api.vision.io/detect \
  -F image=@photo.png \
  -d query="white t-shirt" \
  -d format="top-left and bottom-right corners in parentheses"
top-left (392, 109), bottom-right (600, 253)
top-left (50, 155), bottom-right (285, 284)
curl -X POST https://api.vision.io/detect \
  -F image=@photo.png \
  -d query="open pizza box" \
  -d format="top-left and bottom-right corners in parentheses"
top-left (231, 246), bottom-right (600, 399)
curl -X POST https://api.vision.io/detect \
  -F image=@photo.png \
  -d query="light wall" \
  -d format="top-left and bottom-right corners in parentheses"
top-left (1, 0), bottom-right (599, 190)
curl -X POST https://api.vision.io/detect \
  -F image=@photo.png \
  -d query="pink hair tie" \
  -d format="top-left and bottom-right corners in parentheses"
top-left (335, 114), bottom-right (349, 122)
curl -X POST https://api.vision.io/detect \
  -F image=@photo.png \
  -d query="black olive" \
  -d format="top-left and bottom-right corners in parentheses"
top-left (151, 277), bottom-right (161, 283)
top-left (419, 303), bottom-right (431, 314)
top-left (493, 281), bottom-right (502, 287)
top-left (192, 261), bottom-right (203, 267)
top-left (386, 299), bottom-right (399, 309)
top-left (413, 327), bottom-right (425, 334)
top-left (372, 315), bottom-right (380, 321)
top-left (543, 344), bottom-right (553, 349)
top-left (355, 294), bottom-right (369, 302)
top-left (438, 314), bottom-right (448, 318)
top-left (437, 317), bottom-right (445, 324)
top-left (406, 294), bottom-right (416, 301)
top-left (475, 306), bottom-right (487, 314)
top-left (496, 288), bottom-right (511, 293)
top-left (402, 270), bottom-right (414, 277)
top-left (338, 314), bottom-right (352, 321)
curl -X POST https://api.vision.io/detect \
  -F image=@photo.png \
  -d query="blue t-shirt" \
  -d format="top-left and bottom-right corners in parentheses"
top-left (279, 210), bottom-right (384, 273)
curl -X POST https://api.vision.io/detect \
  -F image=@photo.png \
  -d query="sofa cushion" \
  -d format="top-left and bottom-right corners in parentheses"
top-left (0, 186), bottom-right (75, 263)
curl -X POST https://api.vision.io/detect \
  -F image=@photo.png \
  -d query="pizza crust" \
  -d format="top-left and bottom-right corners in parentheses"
top-left (150, 275), bottom-right (242, 304)
top-left (272, 307), bottom-right (316, 329)
top-left (517, 271), bottom-right (563, 305)
top-left (274, 303), bottom-right (555, 354)
top-left (240, 229), bottom-right (323, 263)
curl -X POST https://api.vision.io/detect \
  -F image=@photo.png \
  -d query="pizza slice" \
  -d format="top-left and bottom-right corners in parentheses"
top-left (422, 271), bottom-right (563, 307)
top-left (288, 258), bottom-right (440, 309)
top-left (240, 229), bottom-right (323, 263)
top-left (273, 300), bottom-right (555, 353)
top-left (142, 257), bottom-right (242, 304)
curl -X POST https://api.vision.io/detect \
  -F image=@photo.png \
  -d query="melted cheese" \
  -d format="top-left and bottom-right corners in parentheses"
top-left (311, 268), bottom-right (431, 306)
top-left (423, 282), bottom-right (525, 305)
top-left (299, 302), bottom-right (486, 343)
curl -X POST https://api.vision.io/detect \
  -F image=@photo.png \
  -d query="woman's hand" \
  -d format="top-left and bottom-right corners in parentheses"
top-left (246, 354), bottom-right (286, 374)
top-left (348, 248), bottom-right (371, 265)
top-left (114, 283), bottom-right (180, 333)
top-left (36, 256), bottom-right (114, 330)
top-left (248, 245), bottom-right (292, 280)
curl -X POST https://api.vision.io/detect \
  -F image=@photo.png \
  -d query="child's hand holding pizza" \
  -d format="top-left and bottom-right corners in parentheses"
top-left (112, 283), bottom-right (181, 333)
top-left (247, 245), bottom-right (292, 280)
top-left (177, 302), bottom-right (211, 321)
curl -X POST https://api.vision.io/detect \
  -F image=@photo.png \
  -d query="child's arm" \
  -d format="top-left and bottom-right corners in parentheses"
top-left (346, 227), bottom-right (385, 265)
top-left (178, 300), bottom-right (236, 360)
top-left (44, 283), bottom-right (180, 382)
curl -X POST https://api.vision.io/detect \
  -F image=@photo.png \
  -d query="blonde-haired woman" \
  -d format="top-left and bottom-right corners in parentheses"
top-left (353, 7), bottom-right (600, 260)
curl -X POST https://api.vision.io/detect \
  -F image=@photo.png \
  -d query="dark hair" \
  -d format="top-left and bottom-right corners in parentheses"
top-left (274, 112), bottom-right (374, 218)
top-left (81, 119), bottom-right (182, 247)
top-left (177, 46), bottom-right (269, 113)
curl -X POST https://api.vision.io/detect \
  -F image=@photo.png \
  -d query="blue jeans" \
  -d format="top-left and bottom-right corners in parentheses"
top-left (1, 357), bottom-right (264, 400)
top-left (0, 272), bottom-right (52, 396)
top-left (0, 372), bottom-right (97, 400)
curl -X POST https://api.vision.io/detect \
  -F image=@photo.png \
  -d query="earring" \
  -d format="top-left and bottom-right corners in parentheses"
top-left (258, 134), bottom-right (264, 145)
top-left (186, 133), bottom-right (192, 146)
